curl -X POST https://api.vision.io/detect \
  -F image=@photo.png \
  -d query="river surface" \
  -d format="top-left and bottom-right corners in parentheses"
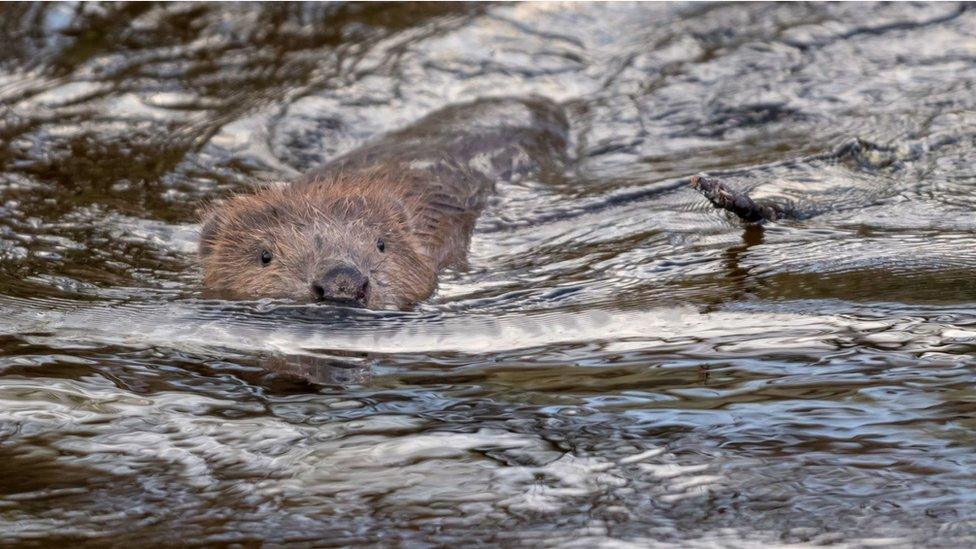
top-left (2, 2), bottom-right (976, 547)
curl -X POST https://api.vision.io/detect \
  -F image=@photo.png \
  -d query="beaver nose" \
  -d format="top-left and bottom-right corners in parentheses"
top-left (312, 264), bottom-right (370, 307)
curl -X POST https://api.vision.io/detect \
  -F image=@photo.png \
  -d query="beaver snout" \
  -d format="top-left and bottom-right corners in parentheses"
top-left (312, 264), bottom-right (370, 307)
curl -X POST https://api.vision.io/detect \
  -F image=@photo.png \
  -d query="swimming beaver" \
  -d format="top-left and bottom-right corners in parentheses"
top-left (200, 97), bottom-right (568, 310)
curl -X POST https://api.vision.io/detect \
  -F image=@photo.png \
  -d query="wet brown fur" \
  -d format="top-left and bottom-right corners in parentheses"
top-left (199, 96), bottom-right (568, 310)
top-left (200, 167), bottom-right (455, 310)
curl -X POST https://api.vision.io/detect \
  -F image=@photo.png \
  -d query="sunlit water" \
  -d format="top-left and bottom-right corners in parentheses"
top-left (2, 3), bottom-right (976, 546)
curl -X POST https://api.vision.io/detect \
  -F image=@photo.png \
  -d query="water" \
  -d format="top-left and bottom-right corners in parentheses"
top-left (2, 2), bottom-right (976, 546)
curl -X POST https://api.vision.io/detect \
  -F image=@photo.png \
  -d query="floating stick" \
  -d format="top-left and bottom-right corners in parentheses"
top-left (690, 174), bottom-right (780, 223)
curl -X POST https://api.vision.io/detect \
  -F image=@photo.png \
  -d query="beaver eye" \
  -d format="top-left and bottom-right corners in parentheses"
top-left (260, 249), bottom-right (273, 265)
top-left (376, 238), bottom-right (386, 253)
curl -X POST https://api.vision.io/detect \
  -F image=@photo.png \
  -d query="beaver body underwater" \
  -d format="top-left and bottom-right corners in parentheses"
top-left (200, 97), bottom-right (568, 310)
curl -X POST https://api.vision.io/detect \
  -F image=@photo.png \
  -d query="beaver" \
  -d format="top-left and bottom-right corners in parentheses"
top-left (199, 97), bottom-right (568, 310)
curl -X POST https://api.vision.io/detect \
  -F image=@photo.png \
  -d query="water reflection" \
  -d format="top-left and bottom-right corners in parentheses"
top-left (261, 353), bottom-right (374, 386)
top-left (702, 223), bottom-right (765, 312)
top-left (2, 1), bottom-right (976, 546)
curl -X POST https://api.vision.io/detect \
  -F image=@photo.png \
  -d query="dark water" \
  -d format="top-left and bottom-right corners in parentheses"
top-left (2, 2), bottom-right (976, 546)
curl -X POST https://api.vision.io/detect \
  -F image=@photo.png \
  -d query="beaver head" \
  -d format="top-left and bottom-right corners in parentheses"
top-left (199, 179), bottom-right (436, 310)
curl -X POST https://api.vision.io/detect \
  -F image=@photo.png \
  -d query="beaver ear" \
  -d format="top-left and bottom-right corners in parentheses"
top-left (198, 207), bottom-right (221, 258)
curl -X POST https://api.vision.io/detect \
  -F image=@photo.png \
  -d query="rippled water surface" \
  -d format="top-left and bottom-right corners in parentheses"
top-left (2, 2), bottom-right (976, 546)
